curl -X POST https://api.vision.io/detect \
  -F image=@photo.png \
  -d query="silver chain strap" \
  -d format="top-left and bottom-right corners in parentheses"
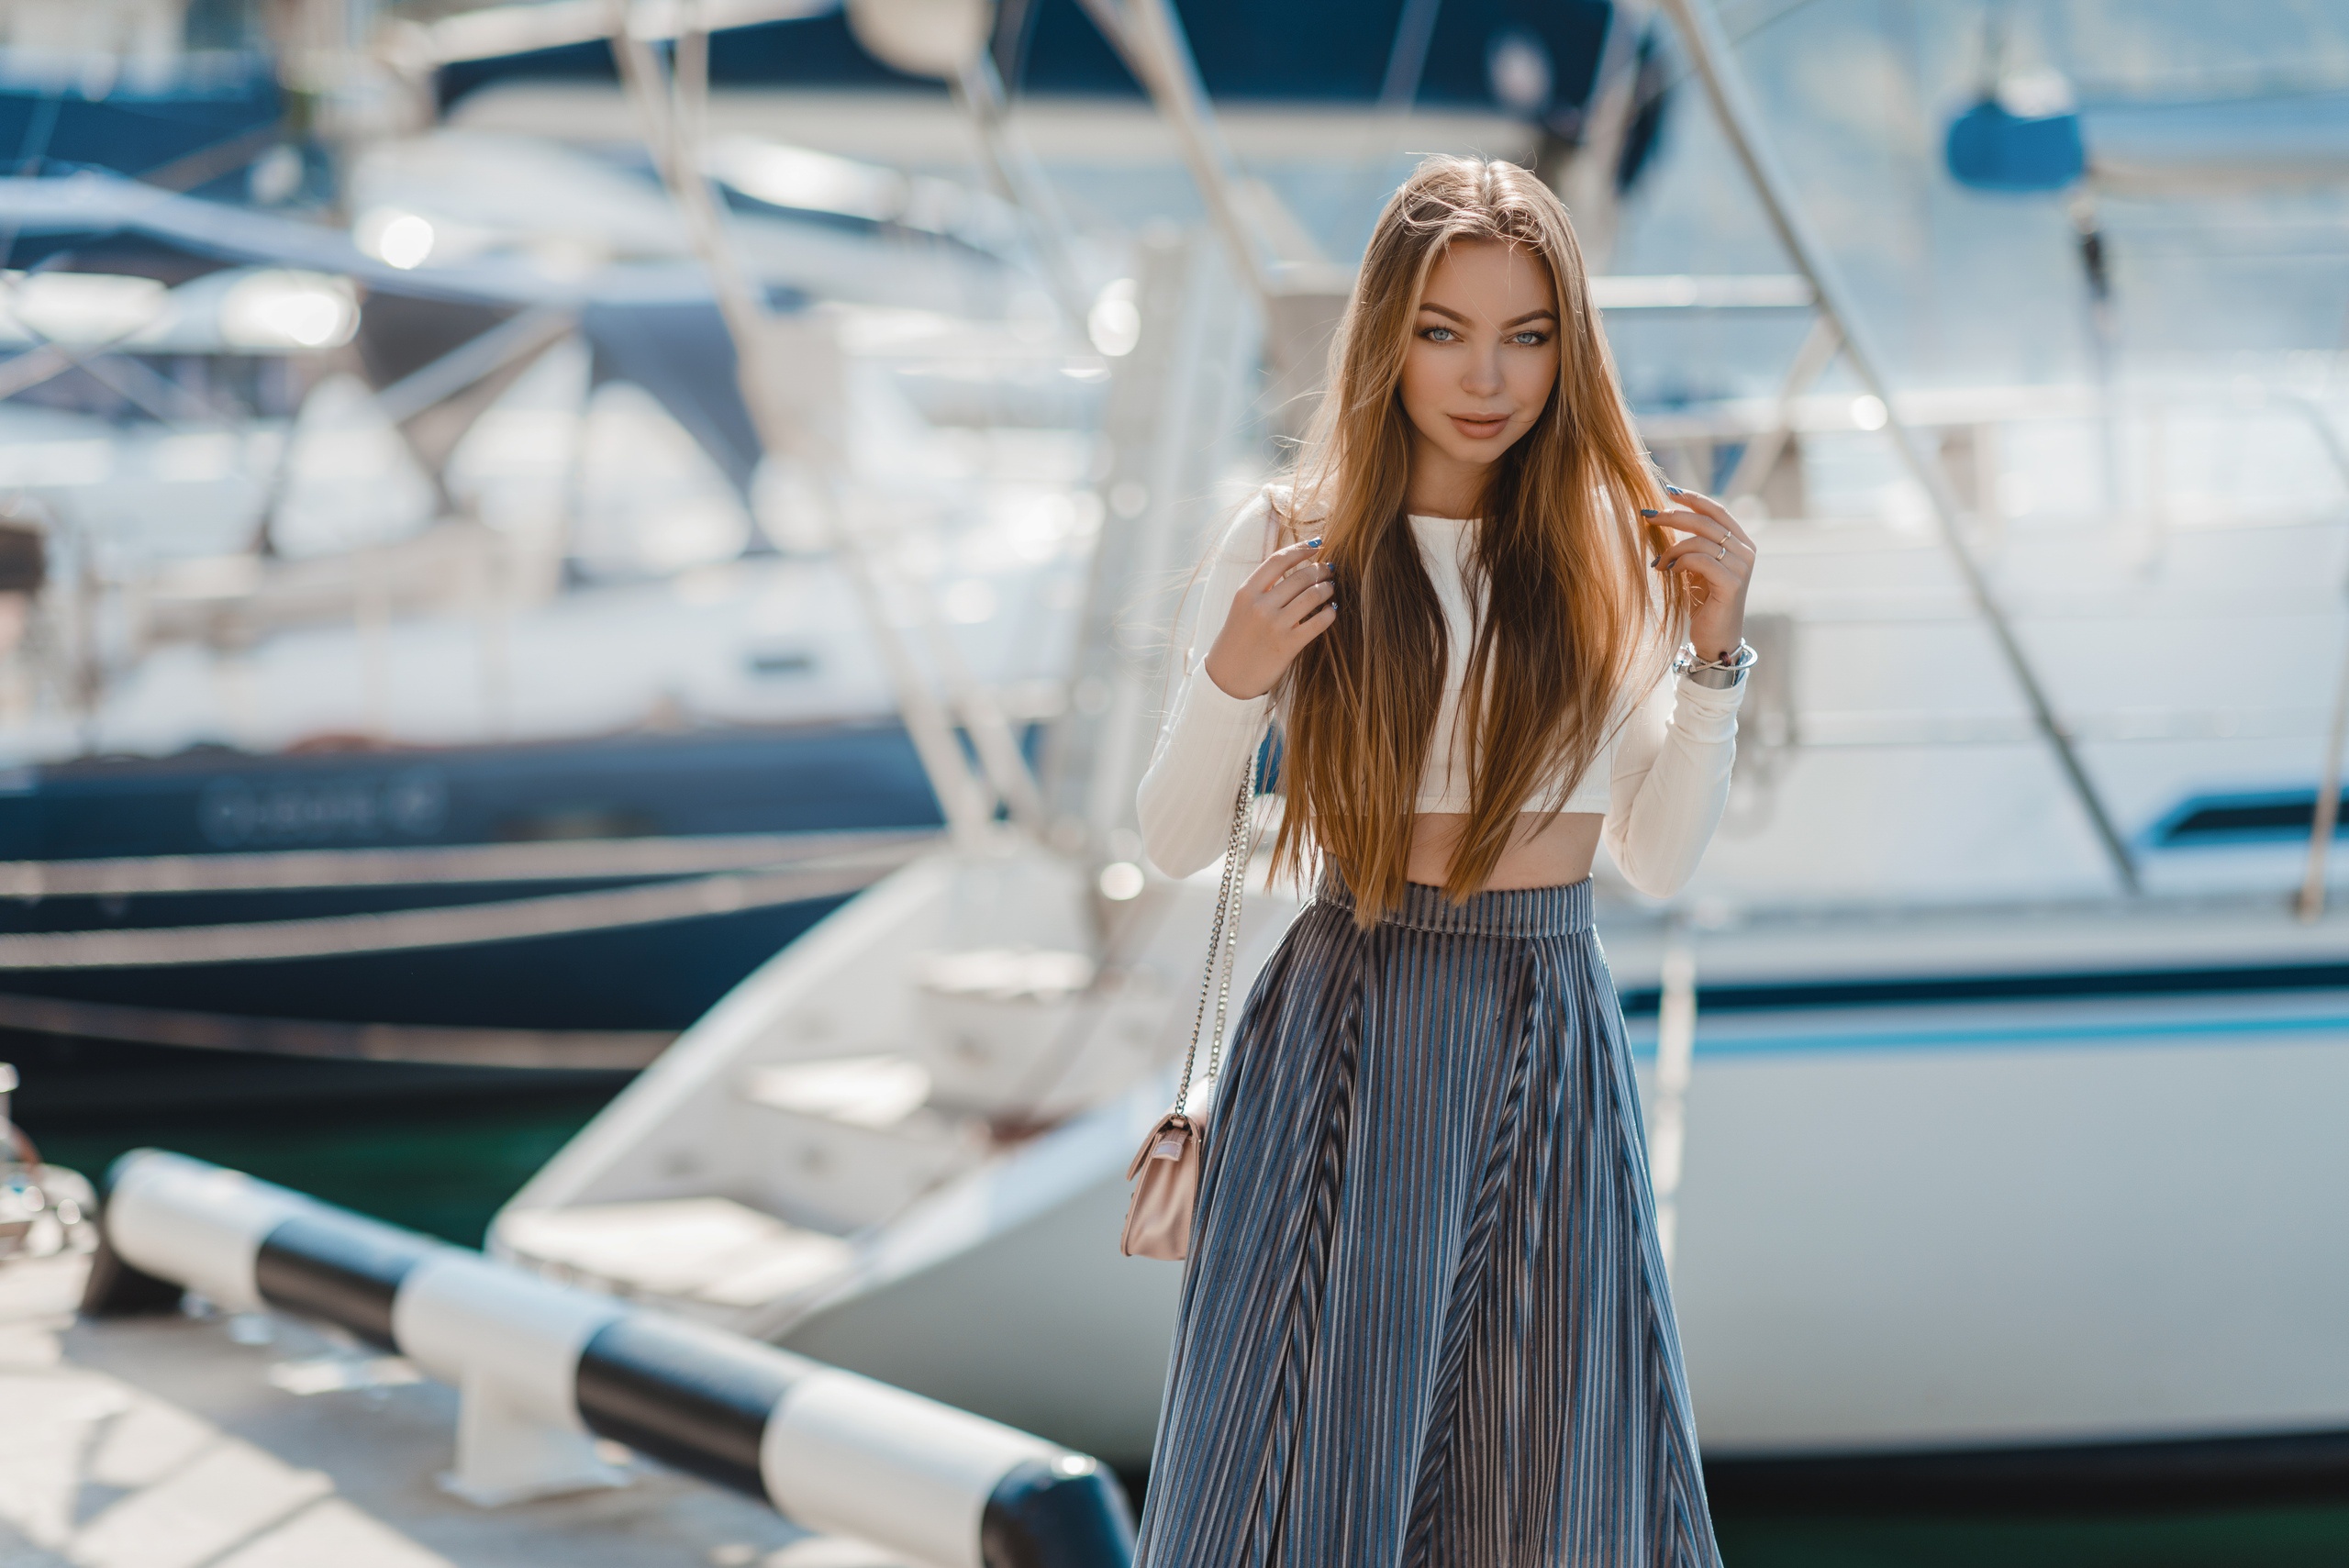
top-left (1173, 747), bottom-right (1259, 1118)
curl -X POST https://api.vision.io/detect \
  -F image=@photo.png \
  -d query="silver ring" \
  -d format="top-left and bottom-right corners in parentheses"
top-left (1715, 540), bottom-right (1727, 561)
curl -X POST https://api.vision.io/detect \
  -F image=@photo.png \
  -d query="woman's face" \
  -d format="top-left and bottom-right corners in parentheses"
top-left (1397, 239), bottom-right (1561, 479)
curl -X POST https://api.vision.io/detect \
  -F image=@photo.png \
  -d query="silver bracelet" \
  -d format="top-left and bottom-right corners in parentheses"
top-left (1673, 639), bottom-right (1757, 690)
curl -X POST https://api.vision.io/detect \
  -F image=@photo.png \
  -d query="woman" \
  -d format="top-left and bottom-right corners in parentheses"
top-left (1133, 157), bottom-right (1754, 1564)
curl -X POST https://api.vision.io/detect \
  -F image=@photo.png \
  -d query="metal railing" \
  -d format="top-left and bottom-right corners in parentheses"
top-left (89, 1150), bottom-right (1135, 1568)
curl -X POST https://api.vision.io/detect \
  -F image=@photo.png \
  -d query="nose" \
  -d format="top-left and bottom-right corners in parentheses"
top-left (1462, 339), bottom-right (1503, 397)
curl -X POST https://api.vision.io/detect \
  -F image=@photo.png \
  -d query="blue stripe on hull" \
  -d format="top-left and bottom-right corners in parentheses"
top-left (1622, 991), bottom-right (2349, 1062)
top-left (1674, 1009), bottom-right (2349, 1061)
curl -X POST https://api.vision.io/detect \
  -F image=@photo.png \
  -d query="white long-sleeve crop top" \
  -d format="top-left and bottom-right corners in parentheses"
top-left (1136, 488), bottom-right (1746, 898)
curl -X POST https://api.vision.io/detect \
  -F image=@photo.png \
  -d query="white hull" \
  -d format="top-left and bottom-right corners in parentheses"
top-left (495, 840), bottom-right (2349, 1469)
top-left (1586, 897), bottom-right (2349, 1460)
top-left (495, 841), bottom-right (1303, 1469)
top-left (804, 908), bottom-right (2349, 1467)
top-left (1668, 989), bottom-right (2349, 1457)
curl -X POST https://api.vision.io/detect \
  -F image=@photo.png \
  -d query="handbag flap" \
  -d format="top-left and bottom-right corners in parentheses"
top-left (1125, 1111), bottom-right (1198, 1180)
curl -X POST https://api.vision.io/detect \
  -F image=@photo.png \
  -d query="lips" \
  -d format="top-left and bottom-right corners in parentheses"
top-left (1450, 413), bottom-right (1510, 439)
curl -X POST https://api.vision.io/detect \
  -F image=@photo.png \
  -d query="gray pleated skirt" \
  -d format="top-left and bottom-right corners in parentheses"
top-left (1135, 874), bottom-right (1720, 1567)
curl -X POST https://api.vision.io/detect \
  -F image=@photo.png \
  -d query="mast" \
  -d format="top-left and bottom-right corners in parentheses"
top-left (611, 0), bottom-right (1017, 849)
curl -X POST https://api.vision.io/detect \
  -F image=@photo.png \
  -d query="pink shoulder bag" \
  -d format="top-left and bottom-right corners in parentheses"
top-left (1119, 750), bottom-right (1258, 1261)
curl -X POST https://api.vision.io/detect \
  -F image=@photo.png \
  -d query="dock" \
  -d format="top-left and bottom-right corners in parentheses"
top-left (0, 1254), bottom-right (911, 1568)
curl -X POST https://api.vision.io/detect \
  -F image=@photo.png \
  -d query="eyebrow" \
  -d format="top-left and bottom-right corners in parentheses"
top-left (1417, 303), bottom-right (1559, 328)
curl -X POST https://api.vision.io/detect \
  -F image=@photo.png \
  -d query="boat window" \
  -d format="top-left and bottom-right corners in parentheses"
top-left (2152, 790), bottom-right (2349, 847)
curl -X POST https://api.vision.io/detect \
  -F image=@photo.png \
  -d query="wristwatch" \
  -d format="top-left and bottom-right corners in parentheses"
top-left (1673, 639), bottom-right (1757, 690)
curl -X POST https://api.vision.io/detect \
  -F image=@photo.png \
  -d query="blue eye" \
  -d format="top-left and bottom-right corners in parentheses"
top-left (1420, 326), bottom-right (1457, 342)
top-left (1511, 329), bottom-right (1549, 346)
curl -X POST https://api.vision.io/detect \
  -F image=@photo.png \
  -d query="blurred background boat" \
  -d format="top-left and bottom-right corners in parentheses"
top-left (0, 12), bottom-right (1133, 1110)
top-left (479, 0), bottom-right (2349, 1505)
top-left (0, 0), bottom-right (1675, 1123)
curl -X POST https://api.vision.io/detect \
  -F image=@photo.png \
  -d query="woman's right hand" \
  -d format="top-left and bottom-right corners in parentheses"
top-left (1202, 539), bottom-right (1335, 700)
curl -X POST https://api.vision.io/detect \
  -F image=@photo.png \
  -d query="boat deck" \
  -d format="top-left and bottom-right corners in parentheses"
top-left (0, 1255), bottom-right (914, 1568)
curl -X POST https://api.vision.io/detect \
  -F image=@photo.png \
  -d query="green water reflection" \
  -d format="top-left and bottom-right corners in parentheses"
top-left (28, 1089), bottom-right (619, 1248)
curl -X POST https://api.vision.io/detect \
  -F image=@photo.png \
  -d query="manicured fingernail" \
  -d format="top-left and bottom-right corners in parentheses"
top-left (1648, 556), bottom-right (1660, 568)
top-left (1664, 484), bottom-right (1684, 495)
top-left (1639, 508), bottom-right (1658, 517)
top-left (1306, 537), bottom-right (1322, 548)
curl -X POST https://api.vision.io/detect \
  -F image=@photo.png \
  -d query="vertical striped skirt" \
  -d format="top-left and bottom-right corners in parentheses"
top-left (1136, 875), bottom-right (1720, 1567)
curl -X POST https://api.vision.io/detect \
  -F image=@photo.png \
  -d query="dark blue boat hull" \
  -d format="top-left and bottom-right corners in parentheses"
top-left (0, 728), bottom-right (944, 1127)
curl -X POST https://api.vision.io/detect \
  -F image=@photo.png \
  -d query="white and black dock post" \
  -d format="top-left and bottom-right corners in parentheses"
top-left (85, 1150), bottom-right (1134, 1568)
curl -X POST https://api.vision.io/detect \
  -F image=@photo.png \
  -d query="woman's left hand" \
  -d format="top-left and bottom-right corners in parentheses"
top-left (1649, 486), bottom-right (1755, 662)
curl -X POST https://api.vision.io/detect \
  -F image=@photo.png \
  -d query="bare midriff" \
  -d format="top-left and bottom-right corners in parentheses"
top-left (1406, 810), bottom-right (1604, 892)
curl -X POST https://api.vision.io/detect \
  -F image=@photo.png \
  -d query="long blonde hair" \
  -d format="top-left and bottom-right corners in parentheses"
top-left (1272, 155), bottom-right (1682, 924)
